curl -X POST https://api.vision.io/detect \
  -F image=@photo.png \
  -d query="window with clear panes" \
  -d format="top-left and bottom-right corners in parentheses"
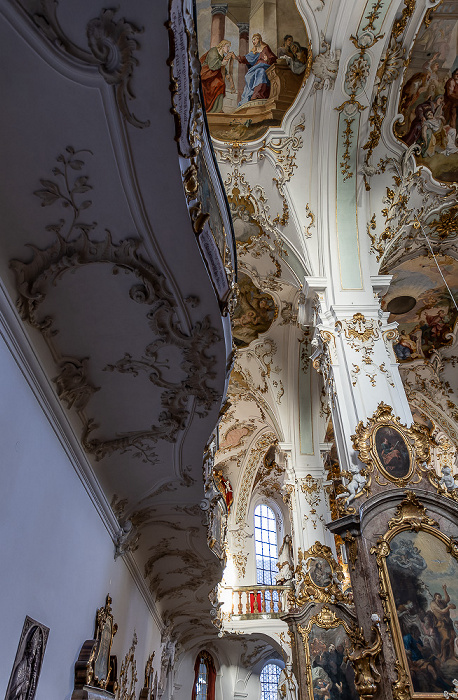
top-left (260, 663), bottom-right (281, 700)
top-left (195, 660), bottom-right (208, 699)
top-left (254, 503), bottom-right (278, 584)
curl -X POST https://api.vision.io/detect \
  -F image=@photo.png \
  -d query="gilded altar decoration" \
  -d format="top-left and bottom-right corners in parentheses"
top-left (293, 542), bottom-right (351, 605)
top-left (298, 607), bottom-right (359, 700)
top-left (116, 631), bottom-right (138, 700)
top-left (93, 594), bottom-right (118, 689)
top-left (351, 402), bottom-right (430, 488)
top-left (195, 0), bottom-right (311, 143)
top-left (371, 492), bottom-right (458, 697)
top-left (139, 652), bottom-right (156, 700)
top-left (346, 624), bottom-right (383, 700)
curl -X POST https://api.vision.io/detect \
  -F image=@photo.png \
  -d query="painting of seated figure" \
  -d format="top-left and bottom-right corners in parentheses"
top-left (197, 0), bottom-right (311, 142)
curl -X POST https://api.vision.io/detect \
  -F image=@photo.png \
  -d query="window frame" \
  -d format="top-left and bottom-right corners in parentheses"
top-left (192, 650), bottom-right (216, 700)
top-left (259, 661), bottom-right (282, 700)
top-left (253, 501), bottom-right (281, 585)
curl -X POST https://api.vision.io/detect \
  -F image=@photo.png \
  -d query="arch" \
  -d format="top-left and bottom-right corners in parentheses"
top-left (192, 650), bottom-right (216, 700)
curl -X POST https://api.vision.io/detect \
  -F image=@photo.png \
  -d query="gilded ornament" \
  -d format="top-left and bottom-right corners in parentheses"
top-left (351, 402), bottom-right (430, 488)
top-left (293, 543), bottom-right (352, 606)
top-left (344, 531), bottom-right (358, 571)
top-left (346, 624), bottom-right (382, 700)
top-left (116, 631), bottom-right (138, 700)
top-left (92, 594), bottom-right (118, 689)
top-left (298, 607), bottom-right (357, 700)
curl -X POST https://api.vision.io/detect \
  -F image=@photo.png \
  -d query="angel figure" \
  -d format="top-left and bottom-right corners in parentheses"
top-left (336, 464), bottom-right (367, 505)
top-left (439, 465), bottom-right (457, 491)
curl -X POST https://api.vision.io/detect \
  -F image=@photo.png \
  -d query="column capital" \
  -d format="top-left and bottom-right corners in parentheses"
top-left (211, 4), bottom-right (228, 16)
top-left (237, 23), bottom-right (250, 35)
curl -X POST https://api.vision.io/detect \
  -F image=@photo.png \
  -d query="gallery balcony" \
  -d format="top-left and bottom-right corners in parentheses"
top-left (224, 585), bottom-right (291, 620)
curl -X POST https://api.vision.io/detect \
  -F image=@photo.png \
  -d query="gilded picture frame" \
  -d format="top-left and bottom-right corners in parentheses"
top-left (371, 492), bottom-right (458, 699)
top-left (352, 403), bottom-right (430, 488)
top-left (92, 594), bottom-right (118, 689)
top-left (298, 606), bottom-right (359, 700)
top-left (294, 543), bottom-right (351, 606)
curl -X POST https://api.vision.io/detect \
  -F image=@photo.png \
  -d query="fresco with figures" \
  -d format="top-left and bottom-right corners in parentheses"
top-left (196, 0), bottom-right (310, 142)
top-left (231, 272), bottom-right (277, 347)
top-left (308, 625), bottom-right (358, 700)
top-left (228, 191), bottom-right (263, 244)
top-left (395, 1), bottom-right (458, 182)
top-left (386, 530), bottom-right (458, 694)
top-left (382, 255), bottom-right (458, 362)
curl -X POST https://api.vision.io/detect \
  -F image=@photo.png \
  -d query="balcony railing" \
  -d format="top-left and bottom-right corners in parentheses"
top-left (225, 586), bottom-right (290, 619)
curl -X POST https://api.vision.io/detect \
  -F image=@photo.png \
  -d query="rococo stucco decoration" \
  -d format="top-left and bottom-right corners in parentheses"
top-left (18, 2), bottom-right (149, 129)
top-left (10, 148), bottom-right (221, 466)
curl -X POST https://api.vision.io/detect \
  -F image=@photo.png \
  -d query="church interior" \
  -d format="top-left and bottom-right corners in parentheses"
top-left (2, 0), bottom-right (458, 699)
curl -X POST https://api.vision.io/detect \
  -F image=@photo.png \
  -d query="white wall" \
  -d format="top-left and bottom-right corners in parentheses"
top-left (0, 329), bottom-right (162, 699)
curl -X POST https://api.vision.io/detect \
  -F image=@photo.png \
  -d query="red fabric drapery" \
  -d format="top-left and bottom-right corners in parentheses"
top-left (191, 650), bottom-right (216, 700)
top-left (249, 591), bottom-right (262, 613)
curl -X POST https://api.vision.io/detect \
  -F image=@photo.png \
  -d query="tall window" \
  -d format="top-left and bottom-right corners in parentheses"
top-left (254, 504), bottom-right (278, 584)
top-left (260, 663), bottom-right (281, 700)
top-left (192, 651), bottom-right (216, 700)
top-left (195, 659), bottom-right (207, 700)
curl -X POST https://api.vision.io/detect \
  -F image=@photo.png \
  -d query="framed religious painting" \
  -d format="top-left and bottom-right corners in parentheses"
top-left (352, 402), bottom-right (430, 488)
top-left (298, 607), bottom-right (359, 700)
top-left (371, 492), bottom-right (458, 698)
top-left (294, 543), bottom-right (351, 606)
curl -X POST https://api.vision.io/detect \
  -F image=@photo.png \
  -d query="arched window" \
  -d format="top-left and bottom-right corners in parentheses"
top-left (254, 504), bottom-right (278, 584)
top-left (260, 663), bottom-right (281, 700)
top-left (192, 650), bottom-right (216, 700)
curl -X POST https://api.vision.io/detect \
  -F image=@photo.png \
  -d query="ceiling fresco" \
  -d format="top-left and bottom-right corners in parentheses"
top-left (383, 254), bottom-right (458, 361)
top-left (395, 0), bottom-right (458, 183)
top-left (196, 0), bottom-right (311, 142)
top-left (231, 272), bottom-right (278, 347)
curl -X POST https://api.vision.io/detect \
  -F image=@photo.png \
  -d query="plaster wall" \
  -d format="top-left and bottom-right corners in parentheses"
top-left (0, 331), bottom-right (162, 699)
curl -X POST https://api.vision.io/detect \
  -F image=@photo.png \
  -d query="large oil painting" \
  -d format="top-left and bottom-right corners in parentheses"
top-left (307, 623), bottom-right (358, 700)
top-left (386, 530), bottom-right (458, 694)
top-left (395, 1), bottom-right (458, 182)
top-left (382, 255), bottom-right (458, 362)
top-left (196, 0), bottom-right (310, 142)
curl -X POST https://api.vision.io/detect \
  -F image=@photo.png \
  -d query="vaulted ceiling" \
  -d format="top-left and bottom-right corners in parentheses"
top-left (2, 0), bottom-right (458, 660)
